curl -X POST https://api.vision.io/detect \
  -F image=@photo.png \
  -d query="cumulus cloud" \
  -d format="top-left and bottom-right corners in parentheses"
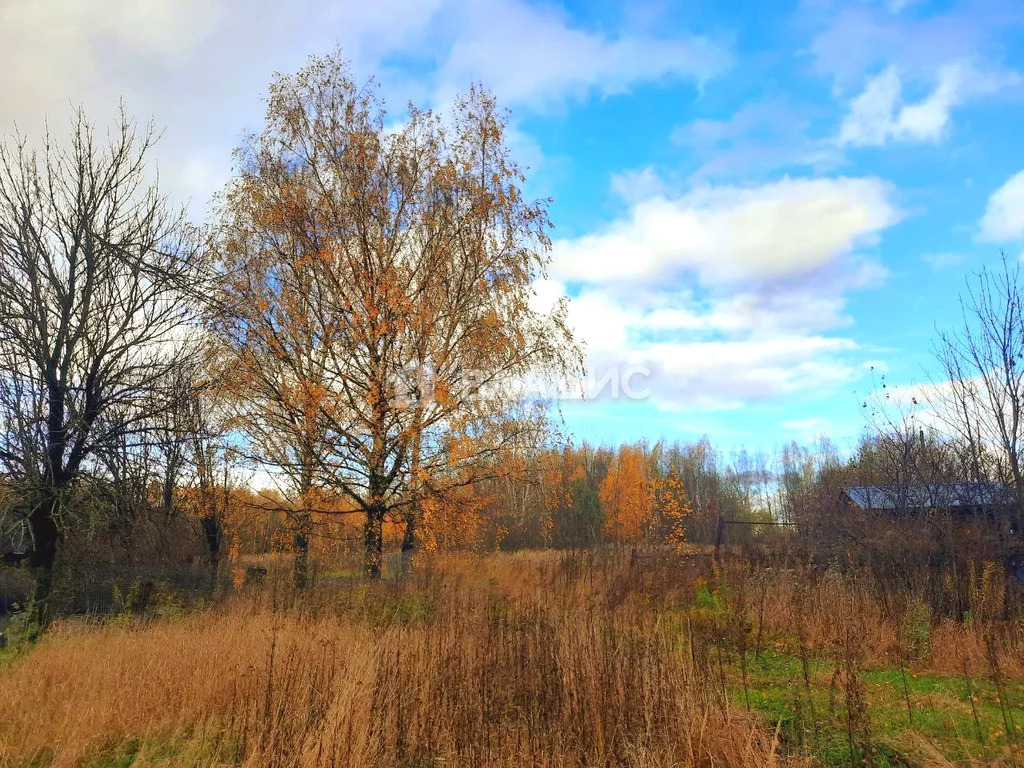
top-left (567, 289), bottom-right (862, 409)
top-left (551, 177), bottom-right (899, 286)
top-left (979, 170), bottom-right (1024, 242)
top-left (542, 176), bottom-right (902, 409)
top-left (838, 61), bottom-right (1020, 147)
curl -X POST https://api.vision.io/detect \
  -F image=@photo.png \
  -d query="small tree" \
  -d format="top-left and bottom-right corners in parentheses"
top-left (599, 445), bottom-right (653, 544)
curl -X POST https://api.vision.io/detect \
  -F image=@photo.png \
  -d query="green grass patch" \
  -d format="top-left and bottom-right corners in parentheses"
top-left (339, 587), bottom-right (435, 627)
top-left (731, 648), bottom-right (1022, 766)
top-left (0, 641), bottom-right (28, 667)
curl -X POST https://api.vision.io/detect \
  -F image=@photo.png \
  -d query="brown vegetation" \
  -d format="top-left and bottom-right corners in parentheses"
top-left (1, 553), bottom-right (780, 768)
top-left (1, 551), bottom-right (1020, 767)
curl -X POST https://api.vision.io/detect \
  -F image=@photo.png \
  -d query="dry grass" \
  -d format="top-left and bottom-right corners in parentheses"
top-left (0, 552), bottom-right (781, 768)
top-left (1, 550), bottom-right (1020, 767)
top-left (728, 564), bottom-right (1024, 679)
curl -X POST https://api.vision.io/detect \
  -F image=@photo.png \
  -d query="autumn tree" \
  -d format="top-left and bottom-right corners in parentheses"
top-left (652, 468), bottom-right (691, 553)
top-left (213, 139), bottom-right (340, 588)
top-left (596, 443), bottom-right (696, 550)
top-left (215, 53), bottom-right (579, 578)
top-left (0, 111), bottom-right (204, 620)
top-left (599, 445), bottom-right (653, 543)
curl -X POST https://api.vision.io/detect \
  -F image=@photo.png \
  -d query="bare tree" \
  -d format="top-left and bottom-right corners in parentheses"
top-left (0, 110), bottom-right (204, 620)
top-left (934, 254), bottom-right (1024, 535)
top-left (149, 359), bottom-right (236, 588)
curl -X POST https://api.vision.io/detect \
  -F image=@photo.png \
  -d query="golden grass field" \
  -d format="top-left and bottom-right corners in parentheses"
top-left (0, 551), bottom-right (1021, 767)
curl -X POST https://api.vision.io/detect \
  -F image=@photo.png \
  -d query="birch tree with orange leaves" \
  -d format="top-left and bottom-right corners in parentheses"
top-left (599, 445), bottom-right (653, 543)
top-left (598, 444), bottom-right (693, 548)
top-left (213, 106), bottom-right (341, 588)
top-left (653, 469), bottom-right (691, 553)
top-left (215, 52), bottom-right (580, 579)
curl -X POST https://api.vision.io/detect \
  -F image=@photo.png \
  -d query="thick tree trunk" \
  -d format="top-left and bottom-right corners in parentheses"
top-left (293, 471), bottom-right (315, 589)
top-left (363, 504), bottom-right (384, 578)
top-left (28, 496), bottom-right (61, 627)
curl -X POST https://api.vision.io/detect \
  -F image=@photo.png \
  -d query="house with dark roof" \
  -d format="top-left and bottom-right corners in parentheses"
top-left (842, 482), bottom-right (1023, 581)
top-left (842, 482), bottom-right (1017, 519)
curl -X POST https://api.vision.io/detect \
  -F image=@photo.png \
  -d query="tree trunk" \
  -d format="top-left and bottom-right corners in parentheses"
top-left (400, 508), bottom-right (416, 579)
top-left (200, 514), bottom-right (222, 592)
top-left (28, 496), bottom-right (61, 627)
top-left (364, 504), bottom-right (384, 578)
top-left (402, 417), bottom-right (424, 580)
top-left (292, 512), bottom-right (311, 589)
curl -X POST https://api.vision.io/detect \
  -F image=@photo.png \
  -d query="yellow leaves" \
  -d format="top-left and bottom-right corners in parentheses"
top-left (433, 379), bottom-right (454, 409)
top-left (654, 471), bottom-right (692, 554)
top-left (599, 446), bottom-right (652, 544)
top-left (541, 447), bottom-right (584, 518)
top-left (447, 434), bottom-right (482, 467)
top-left (595, 447), bottom-right (692, 550)
top-left (418, 486), bottom-right (492, 554)
top-left (211, 50), bottom-right (579, 561)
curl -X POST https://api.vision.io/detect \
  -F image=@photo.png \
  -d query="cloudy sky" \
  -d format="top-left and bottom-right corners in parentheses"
top-left (3, 0), bottom-right (1024, 452)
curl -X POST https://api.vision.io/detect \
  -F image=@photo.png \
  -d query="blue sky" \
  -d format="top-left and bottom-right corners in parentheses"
top-left (3, 0), bottom-right (1024, 455)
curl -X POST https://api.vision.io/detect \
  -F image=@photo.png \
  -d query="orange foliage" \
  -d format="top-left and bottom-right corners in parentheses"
top-left (598, 445), bottom-right (693, 548)
top-left (653, 471), bottom-right (691, 553)
top-left (599, 446), bottom-right (653, 543)
top-left (418, 486), bottom-right (493, 555)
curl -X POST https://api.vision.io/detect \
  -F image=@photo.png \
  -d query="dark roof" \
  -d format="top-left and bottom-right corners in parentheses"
top-left (844, 482), bottom-right (1016, 511)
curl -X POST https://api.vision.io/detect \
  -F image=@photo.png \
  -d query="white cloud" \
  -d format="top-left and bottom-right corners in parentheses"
top-left (610, 167), bottom-right (669, 204)
top-left (979, 170), bottom-right (1024, 242)
top-left (809, 2), bottom-right (1020, 90)
top-left (0, 0), bottom-right (728, 216)
top-left (435, 0), bottom-right (731, 110)
top-left (551, 176), bottom-right (899, 286)
top-left (546, 176), bottom-right (902, 409)
top-left (559, 283), bottom-right (871, 408)
top-left (838, 61), bottom-right (1020, 147)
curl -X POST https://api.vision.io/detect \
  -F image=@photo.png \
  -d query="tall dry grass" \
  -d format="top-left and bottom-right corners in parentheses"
top-left (0, 552), bottom-right (782, 768)
top-left (734, 563), bottom-right (1024, 679)
top-left (1, 549), bottom-right (1020, 767)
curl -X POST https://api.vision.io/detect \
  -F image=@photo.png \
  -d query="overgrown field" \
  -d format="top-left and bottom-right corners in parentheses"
top-left (0, 551), bottom-right (1021, 767)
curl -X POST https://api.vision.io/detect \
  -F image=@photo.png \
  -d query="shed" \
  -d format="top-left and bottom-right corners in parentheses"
top-left (843, 482), bottom-right (1016, 517)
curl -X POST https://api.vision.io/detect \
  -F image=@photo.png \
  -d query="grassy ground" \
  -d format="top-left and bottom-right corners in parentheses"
top-left (733, 647), bottom-right (1023, 766)
top-left (1, 552), bottom-right (1021, 767)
